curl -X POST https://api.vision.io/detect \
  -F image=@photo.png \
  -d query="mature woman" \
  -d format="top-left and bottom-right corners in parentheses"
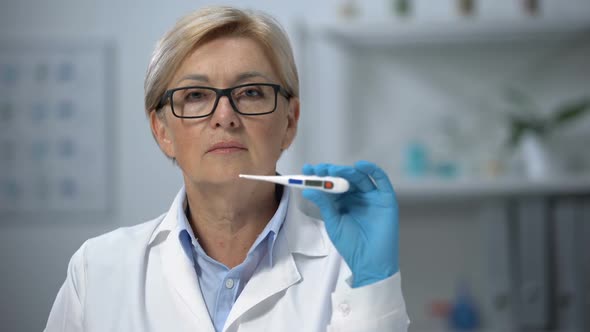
top-left (46, 6), bottom-right (409, 332)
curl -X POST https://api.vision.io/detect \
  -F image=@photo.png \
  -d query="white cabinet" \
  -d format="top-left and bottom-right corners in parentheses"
top-left (294, 16), bottom-right (590, 200)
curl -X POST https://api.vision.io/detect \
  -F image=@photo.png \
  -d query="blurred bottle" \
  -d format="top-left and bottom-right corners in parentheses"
top-left (522, 0), bottom-right (539, 16)
top-left (392, 0), bottom-right (411, 18)
top-left (338, 0), bottom-right (360, 20)
top-left (449, 280), bottom-right (480, 331)
top-left (458, 0), bottom-right (475, 17)
top-left (429, 299), bottom-right (452, 331)
top-left (403, 141), bottom-right (430, 178)
top-left (433, 160), bottom-right (459, 179)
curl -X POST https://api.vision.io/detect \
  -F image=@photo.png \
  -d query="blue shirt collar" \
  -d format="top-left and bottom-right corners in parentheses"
top-left (177, 185), bottom-right (290, 267)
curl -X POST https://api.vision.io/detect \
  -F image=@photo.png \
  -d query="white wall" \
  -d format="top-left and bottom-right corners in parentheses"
top-left (1, 1), bottom-right (589, 331)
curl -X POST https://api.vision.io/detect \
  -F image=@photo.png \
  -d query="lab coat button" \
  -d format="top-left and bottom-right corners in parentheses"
top-left (225, 278), bottom-right (235, 289)
top-left (338, 302), bottom-right (350, 316)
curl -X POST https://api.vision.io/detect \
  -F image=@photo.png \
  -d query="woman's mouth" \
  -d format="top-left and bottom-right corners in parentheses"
top-left (207, 141), bottom-right (247, 154)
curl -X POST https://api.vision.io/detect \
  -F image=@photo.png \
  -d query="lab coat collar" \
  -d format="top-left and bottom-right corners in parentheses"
top-left (148, 186), bottom-right (329, 258)
top-left (147, 187), bottom-right (186, 246)
top-left (148, 187), bottom-right (330, 331)
top-left (151, 188), bottom-right (216, 331)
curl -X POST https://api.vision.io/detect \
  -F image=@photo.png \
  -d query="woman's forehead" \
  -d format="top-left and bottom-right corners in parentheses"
top-left (171, 36), bottom-right (278, 87)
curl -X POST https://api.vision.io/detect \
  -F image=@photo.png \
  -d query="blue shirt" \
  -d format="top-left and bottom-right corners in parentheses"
top-left (177, 186), bottom-right (289, 332)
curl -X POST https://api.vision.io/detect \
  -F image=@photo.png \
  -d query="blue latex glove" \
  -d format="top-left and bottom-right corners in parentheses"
top-left (302, 160), bottom-right (399, 288)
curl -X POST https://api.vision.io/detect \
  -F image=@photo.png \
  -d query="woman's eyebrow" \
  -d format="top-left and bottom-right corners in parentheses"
top-left (235, 71), bottom-right (272, 83)
top-left (175, 71), bottom-right (273, 86)
top-left (177, 74), bottom-right (209, 84)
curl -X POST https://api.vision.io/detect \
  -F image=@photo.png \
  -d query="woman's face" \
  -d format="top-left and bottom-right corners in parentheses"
top-left (150, 36), bottom-right (299, 187)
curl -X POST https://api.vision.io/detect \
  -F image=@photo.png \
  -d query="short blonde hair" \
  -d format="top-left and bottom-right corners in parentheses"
top-left (144, 6), bottom-right (299, 115)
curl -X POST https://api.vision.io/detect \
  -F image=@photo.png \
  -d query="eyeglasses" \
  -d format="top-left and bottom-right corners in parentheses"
top-left (156, 83), bottom-right (291, 119)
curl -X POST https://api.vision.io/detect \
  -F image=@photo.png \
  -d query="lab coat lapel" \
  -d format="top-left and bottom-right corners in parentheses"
top-left (157, 192), bottom-right (216, 332)
top-left (223, 226), bottom-right (301, 330)
top-left (223, 191), bottom-right (329, 330)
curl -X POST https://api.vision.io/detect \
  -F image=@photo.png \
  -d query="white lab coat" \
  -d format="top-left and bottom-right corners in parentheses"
top-left (45, 188), bottom-right (410, 332)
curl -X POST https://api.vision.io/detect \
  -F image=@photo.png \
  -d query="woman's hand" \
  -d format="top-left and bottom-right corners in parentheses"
top-left (302, 161), bottom-right (399, 288)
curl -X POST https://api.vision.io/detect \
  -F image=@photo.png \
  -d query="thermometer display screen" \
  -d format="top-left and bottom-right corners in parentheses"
top-left (304, 180), bottom-right (323, 187)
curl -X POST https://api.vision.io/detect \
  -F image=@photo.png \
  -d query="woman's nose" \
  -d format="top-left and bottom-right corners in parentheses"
top-left (210, 96), bottom-right (240, 129)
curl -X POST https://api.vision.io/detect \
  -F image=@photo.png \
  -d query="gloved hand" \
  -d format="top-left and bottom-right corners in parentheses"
top-left (302, 160), bottom-right (399, 288)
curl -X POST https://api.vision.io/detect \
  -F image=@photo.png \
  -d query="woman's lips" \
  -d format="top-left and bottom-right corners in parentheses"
top-left (207, 141), bottom-right (247, 154)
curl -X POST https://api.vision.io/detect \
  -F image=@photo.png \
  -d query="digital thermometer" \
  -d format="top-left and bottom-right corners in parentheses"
top-left (238, 174), bottom-right (350, 193)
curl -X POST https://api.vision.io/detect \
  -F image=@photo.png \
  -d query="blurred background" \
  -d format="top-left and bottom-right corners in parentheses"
top-left (1, 0), bottom-right (589, 331)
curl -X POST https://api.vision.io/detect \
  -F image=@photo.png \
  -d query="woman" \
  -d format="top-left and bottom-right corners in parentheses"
top-left (45, 6), bottom-right (409, 332)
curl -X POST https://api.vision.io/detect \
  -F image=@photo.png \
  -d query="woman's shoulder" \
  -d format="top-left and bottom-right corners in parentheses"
top-left (74, 213), bottom-right (167, 269)
top-left (90, 214), bottom-right (164, 244)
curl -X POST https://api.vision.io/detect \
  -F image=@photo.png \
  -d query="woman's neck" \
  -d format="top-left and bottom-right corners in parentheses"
top-left (184, 180), bottom-right (279, 268)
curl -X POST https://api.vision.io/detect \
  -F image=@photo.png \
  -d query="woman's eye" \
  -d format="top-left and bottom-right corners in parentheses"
top-left (245, 89), bottom-right (261, 97)
top-left (186, 92), bottom-right (203, 100)
top-left (182, 89), bottom-right (214, 103)
top-left (238, 88), bottom-right (264, 98)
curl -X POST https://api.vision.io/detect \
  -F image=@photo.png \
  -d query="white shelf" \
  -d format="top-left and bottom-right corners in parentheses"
top-left (393, 176), bottom-right (590, 201)
top-left (298, 176), bottom-right (590, 218)
top-left (318, 17), bottom-right (590, 47)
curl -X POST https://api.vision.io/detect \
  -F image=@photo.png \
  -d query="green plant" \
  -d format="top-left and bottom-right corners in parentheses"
top-left (504, 88), bottom-right (590, 148)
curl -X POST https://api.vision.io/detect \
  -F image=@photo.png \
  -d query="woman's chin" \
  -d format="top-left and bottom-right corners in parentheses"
top-left (184, 160), bottom-right (274, 187)
top-left (188, 167), bottom-right (243, 186)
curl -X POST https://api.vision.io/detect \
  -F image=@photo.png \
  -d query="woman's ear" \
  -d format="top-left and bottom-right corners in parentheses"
top-left (149, 110), bottom-right (176, 159)
top-left (281, 97), bottom-right (300, 151)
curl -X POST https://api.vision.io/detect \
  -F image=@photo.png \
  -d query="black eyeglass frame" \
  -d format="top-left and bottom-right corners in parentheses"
top-left (155, 83), bottom-right (292, 119)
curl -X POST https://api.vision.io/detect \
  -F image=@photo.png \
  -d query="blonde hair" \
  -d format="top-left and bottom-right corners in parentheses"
top-left (144, 6), bottom-right (299, 115)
